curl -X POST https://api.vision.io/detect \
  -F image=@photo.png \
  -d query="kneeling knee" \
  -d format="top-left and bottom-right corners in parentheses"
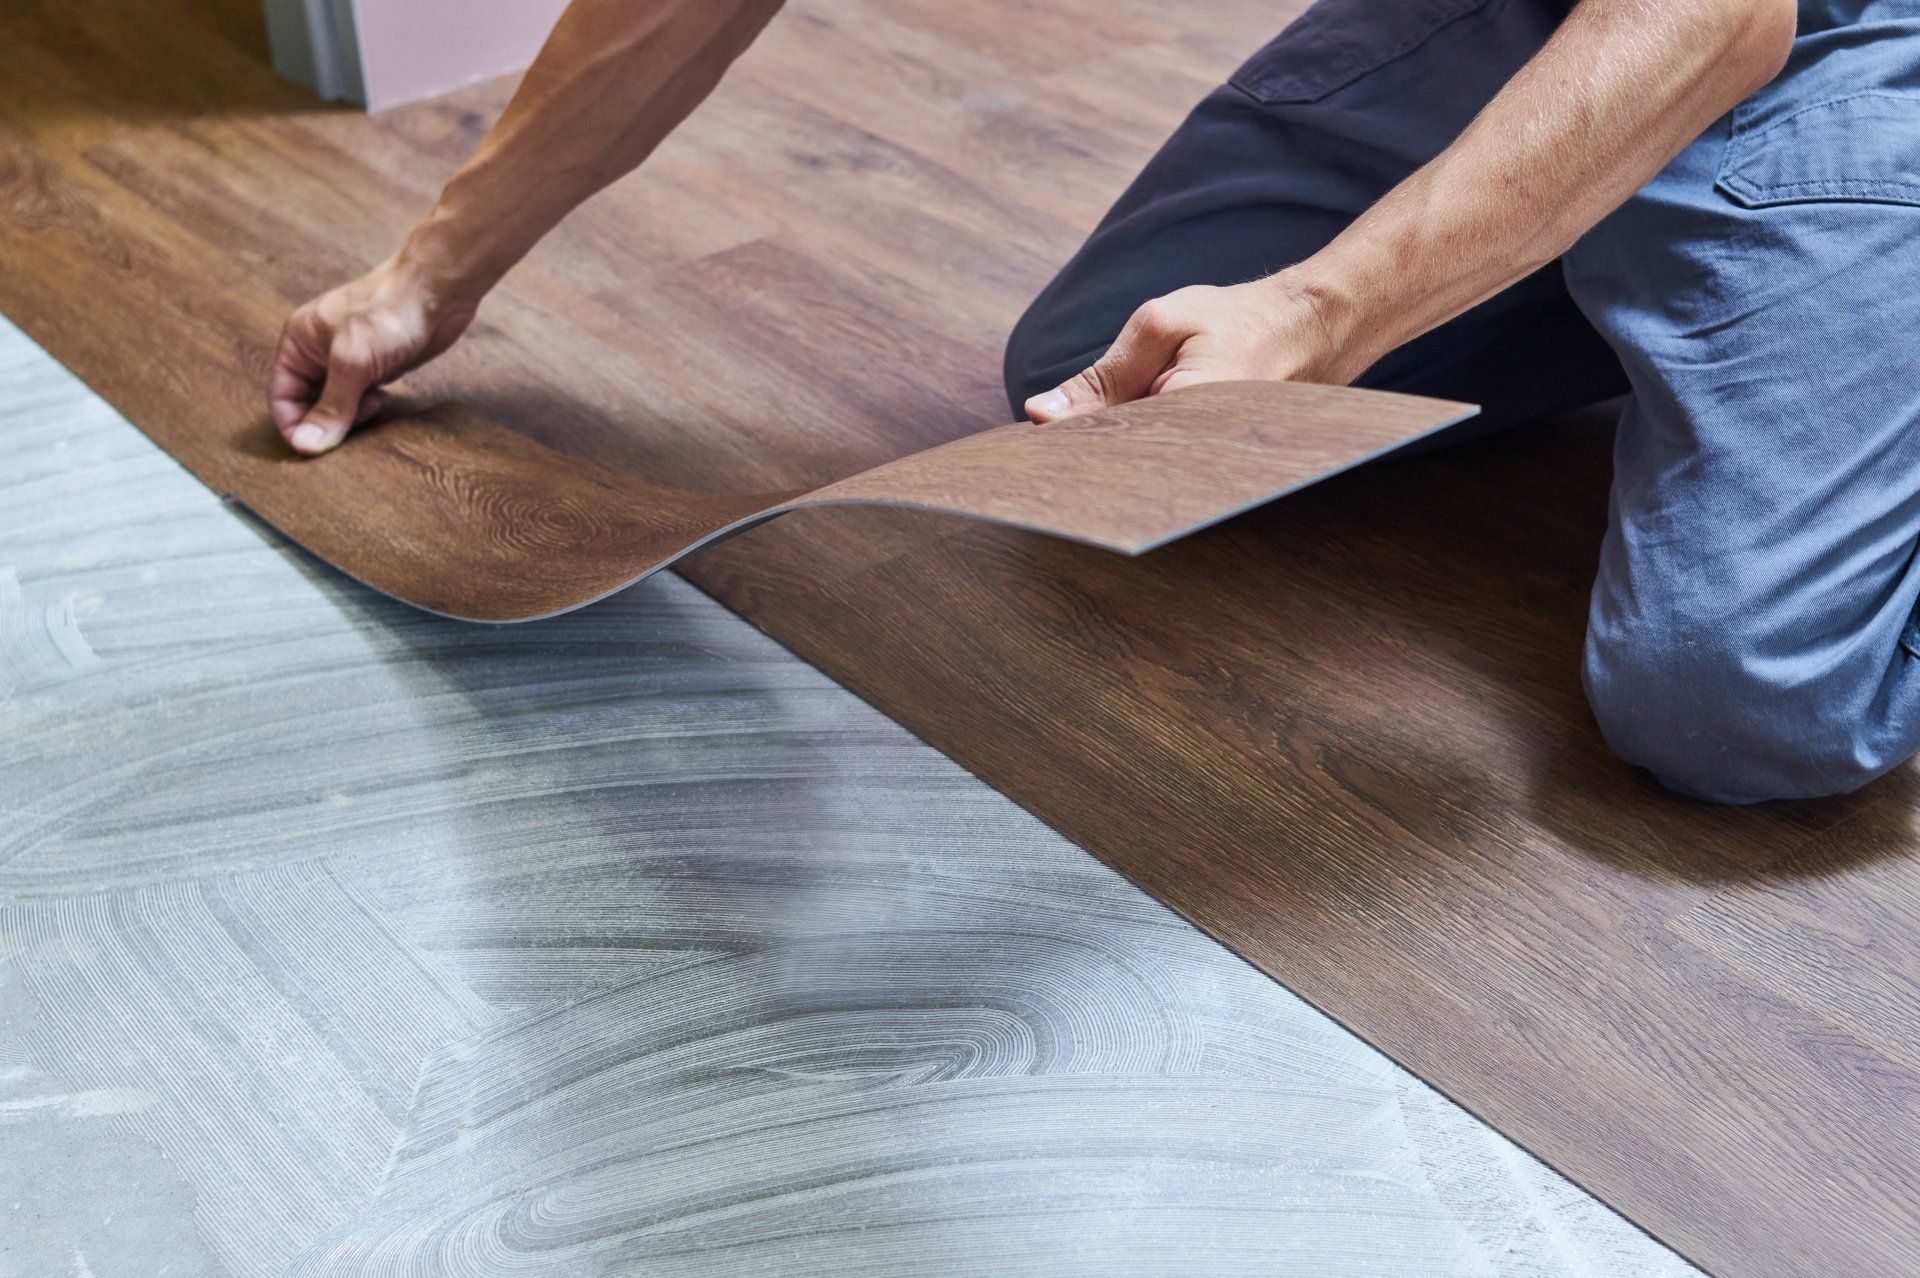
top-left (1583, 629), bottom-right (1893, 804)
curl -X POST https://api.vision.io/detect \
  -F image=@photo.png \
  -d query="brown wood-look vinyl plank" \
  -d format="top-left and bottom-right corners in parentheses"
top-left (1672, 800), bottom-right (1920, 1067)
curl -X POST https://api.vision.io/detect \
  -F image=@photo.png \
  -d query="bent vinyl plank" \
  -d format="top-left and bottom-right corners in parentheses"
top-left (230, 385), bottom-right (1475, 622)
top-left (6, 1), bottom-right (1920, 1275)
top-left (0, 159), bottom-right (1472, 618)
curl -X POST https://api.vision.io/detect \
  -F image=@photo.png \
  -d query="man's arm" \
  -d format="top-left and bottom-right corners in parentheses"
top-left (270, 0), bottom-right (784, 454)
top-left (1024, 0), bottom-right (1797, 422)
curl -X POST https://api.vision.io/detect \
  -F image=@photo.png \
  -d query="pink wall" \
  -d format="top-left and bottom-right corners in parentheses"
top-left (354, 0), bottom-right (571, 111)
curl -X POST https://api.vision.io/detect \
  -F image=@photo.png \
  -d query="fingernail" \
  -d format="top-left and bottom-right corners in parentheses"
top-left (1030, 389), bottom-right (1071, 419)
top-left (291, 423), bottom-right (326, 452)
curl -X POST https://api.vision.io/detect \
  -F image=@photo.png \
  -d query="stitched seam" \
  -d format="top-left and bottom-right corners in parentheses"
top-left (1234, 0), bottom-right (1494, 104)
top-left (1735, 178), bottom-right (1920, 193)
top-left (1720, 171), bottom-right (1920, 204)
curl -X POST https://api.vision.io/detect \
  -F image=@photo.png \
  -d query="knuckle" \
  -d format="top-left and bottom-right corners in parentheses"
top-left (282, 309), bottom-right (329, 357)
top-left (1131, 298), bottom-right (1174, 334)
top-left (1081, 364), bottom-right (1117, 403)
top-left (296, 302), bottom-right (337, 342)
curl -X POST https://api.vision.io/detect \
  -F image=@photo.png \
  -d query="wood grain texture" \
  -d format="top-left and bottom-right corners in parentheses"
top-left (808, 383), bottom-right (1469, 555)
top-left (2, 2), bottom-right (1916, 1275)
top-left (226, 382), bottom-right (1474, 622)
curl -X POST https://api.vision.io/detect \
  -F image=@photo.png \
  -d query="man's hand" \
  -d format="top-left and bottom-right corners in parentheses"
top-left (269, 257), bottom-right (475, 455)
top-left (1024, 276), bottom-right (1357, 423)
top-left (266, 0), bottom-right (784, 455)
top-left (1028, 0), bottom-right (1793, 427)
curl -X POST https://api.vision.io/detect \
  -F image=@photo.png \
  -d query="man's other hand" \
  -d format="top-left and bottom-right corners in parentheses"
top-left (1023, 275), bottom-right (1361, 424)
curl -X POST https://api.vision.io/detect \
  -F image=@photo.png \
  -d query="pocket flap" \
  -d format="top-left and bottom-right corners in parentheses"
top-left (1719, 92), bottom-right (1920, 209)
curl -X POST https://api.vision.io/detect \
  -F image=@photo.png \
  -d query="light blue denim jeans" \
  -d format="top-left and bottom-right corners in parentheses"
top-left (1005, 0), bottom-right (1920, 802)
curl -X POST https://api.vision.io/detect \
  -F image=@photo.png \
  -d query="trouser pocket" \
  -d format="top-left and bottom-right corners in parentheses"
top-left (1229, 0), bottom-right (1497, 104)
top-left (1718, 91), bottom-right (1920, 208)
top-left (1717, 20), bottom-right (1920, 210)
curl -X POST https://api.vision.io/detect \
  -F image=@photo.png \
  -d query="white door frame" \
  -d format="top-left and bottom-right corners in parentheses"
top-left (263, 0), bottom-right (367, 104)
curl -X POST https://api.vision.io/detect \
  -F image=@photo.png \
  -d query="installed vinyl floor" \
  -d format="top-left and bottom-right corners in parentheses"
top-left (0, 316), bottom-right (1696, 1276)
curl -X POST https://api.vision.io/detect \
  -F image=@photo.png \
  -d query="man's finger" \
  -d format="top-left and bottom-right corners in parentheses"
top-left (288, 329), bottom-right (377, 455)
top-left (269, 316), bottom-right (327, 434)
top-left (1025, 297), bottom-right (1186, 423)
top-left (269, 367), bottom-right (317, 434)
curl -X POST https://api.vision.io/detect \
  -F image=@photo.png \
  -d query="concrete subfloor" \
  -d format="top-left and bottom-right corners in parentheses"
top-left (0, 314), bottom-right (1695, 1276)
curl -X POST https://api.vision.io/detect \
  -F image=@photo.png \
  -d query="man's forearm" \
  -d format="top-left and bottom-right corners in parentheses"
top-left (1286, 0), bottom-right (1796, 382)
top-left (397, 0), bottom-right (785, 306)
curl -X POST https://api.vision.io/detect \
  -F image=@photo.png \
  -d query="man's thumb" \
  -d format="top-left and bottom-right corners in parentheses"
top-left (1024, 297), bottom-right (1183, 423)
top-left (1025, 370), bottom-right (1100, 424)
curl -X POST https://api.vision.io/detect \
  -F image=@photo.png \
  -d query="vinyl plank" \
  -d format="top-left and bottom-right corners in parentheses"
top-left (1670, 799), bottom-right (1920, 1068)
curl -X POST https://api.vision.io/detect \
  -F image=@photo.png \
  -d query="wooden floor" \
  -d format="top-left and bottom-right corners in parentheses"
top-left (3, 2), bottom-right (1917, 1275)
